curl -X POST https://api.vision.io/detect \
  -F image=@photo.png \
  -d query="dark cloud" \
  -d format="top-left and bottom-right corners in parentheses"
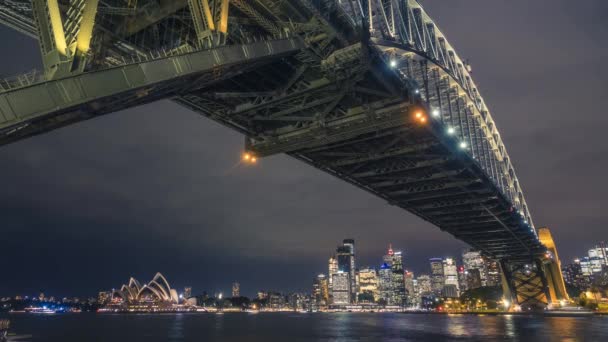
top-left (1, 1), bottom-right (606, 297)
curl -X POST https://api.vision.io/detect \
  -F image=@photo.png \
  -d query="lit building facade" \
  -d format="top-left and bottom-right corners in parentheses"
top-left (390, 251), bottom-right (406, 306)
top-left (108, 273), bottom-right (181, 311)
top-left (328, 256), bottom-right (338, 294)
top-left (313, 274), bottom-right (329, 306)
top-left (443, 258), bottom-right (459, 296)
top-left (331, 272), bottom-right (351, 305)
top-left (429, 258), bottom-right (444, 295)
top-left (457, 266), bottom-right (467, 293)
top-left (466, 268), bottom-right (482, 290)
top-left (462, 250), bottom-right (488, 286)
top-left (232, 282), bottom-right (240, 297)
top-left (358, 267), bottom-right (379, 302)
top-left (416, 275), bottom-right (432, 296)
top-left (378, 263), bottom-right (392, 304)
top-left (484, 259), bottom-right (501, 287)
top-left (337, 239), bottom-right (357, 302)
top-left (404, 271), bottom-right (415, 305)
top-left (184, 287), bottom-right (192, 299)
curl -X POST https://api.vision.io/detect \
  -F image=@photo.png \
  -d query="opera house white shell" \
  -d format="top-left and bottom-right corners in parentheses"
top-left (113, 273), bottom-right (179, 304)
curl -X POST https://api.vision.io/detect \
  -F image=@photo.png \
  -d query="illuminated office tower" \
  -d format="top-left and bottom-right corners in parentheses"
top-left (383, 244), bottom-right (395, 265)
top-left (443, 258), bottom-right (459, 295)
top-left (232, 282), bottom-right (240, 297)
top-left (484, 259), bottom-right (501, 287)
top-left (358, 267), bottom-right (379, 302)
top-left (429, 258), bottom-right (445, 295)
top-left (466, 268), bottom-right (482, 290)
top-left (562, 261), bottom-right (584, 289)
top-left (462, 250), bottom-right (488, 286)
top-left (457, 266), bottom-right (467, 293)
top-left (390, 251), bottom-right (406, 305)
top-left (588, 243), bottom-right (608, 265)
top-left (378, 263), bottom-right (392, 304)
top-left (342, 239), bottom-right (357, 302)
top-left (313, 274), bottom-right (329, 306)
top-left (336, 240), bottom-right (356, 303)
top-left (331, 271), bottom-right (351, 305)
top-left (404, 271), bottom-right (415, 305)
top-left (416, 275), bottom-right (432, 295)
top-left (328, 256), bottom-right (338, 289)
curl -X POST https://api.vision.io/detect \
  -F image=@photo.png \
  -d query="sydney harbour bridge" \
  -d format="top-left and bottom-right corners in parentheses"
top-left (0, 0), bottom-right (569, 309)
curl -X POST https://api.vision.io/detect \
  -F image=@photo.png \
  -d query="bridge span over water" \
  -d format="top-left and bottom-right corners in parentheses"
top-left (0, 0), bottom-right (568, 309)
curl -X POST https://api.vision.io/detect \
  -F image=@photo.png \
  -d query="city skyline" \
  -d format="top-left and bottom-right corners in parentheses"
top-left (1, 0), bottom-right (607, 300)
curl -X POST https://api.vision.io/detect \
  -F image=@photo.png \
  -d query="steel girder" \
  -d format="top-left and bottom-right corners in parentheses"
top-left (0, 0), bottom-right (547, 263)
top-left (0, 38), bottom-right (304, 145)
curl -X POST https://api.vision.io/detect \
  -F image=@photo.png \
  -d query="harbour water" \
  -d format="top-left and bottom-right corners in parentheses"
top-left (3, 312), bottom-right (608, 341)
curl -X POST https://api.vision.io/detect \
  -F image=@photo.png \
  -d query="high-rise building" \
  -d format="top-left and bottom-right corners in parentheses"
top-left (328, 256), bottom-right (338, 290)
top-left (232, 282), bottom-right (240, 297)
top-left (442, 284), bottom-right (459, 298)
top-left (331, 271), bottom-right (351, 305)
top-left (462, 250), bottom-right (488, 286)
top-left (457, 266), bottom-right (467, 293)
top-left (378, 263), bottom-right (392, 304)
top-left (429, 258), bottom-right (444, 295)
top-left (484, 259), bottom-right (501, 287)
top-left (184, 287), bottom-right (192, 299)
top-left (383, 244), bottom-right (395, 265)
top-left (404, 270), bottom-right (415, 305)
top-left (338, 239), bottom-right (357, 302)
top-left (443, 258), bottom-right (459, 296)
top-left (390, 251), bottom-right (406, 306)
top-left (358, 267), bottom-right (379, 302)
top-left (562, 260), bottom-right (590, 290)
top-left (466, 268), bottom-right (482, 290)
top-left (588, 244), bottom-right (608, 266)
top-left (416, 275), bottom-right (432, 295)
top-left (313, 274), bottom-right (329, 306)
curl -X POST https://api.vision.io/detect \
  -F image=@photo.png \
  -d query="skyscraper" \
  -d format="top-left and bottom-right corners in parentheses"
top-left (484, 259), bottom-right (501, 287)
top-left (232, 282), bottom-right (240, 297)
top-left (328, 256), bottom-right (338, 291)
top-left (462, 250), bottom-right (488, 286)
top-left (378, 263), bottom-right (392, 304)
top-left (313, 274), bottom-right (329, 306)
top-left (443, 258), bottom-right (459, 296)
top-left (404, 270), bottom-right (415, 305)
top-left (331, 272), bottom-right (351, 305)
top-left (358, 267), bottom-right (379, 302)
top-left (390, 251), bottom-right (406, 306)
top-left (336, 239), bottom-right (356, 303)
top-left (342, 239), bottom-right (357, 302)
top-left (429, 258), bottom-right (444, 295)
top-left (383, 244), bottom-right (395, 265)
top-left (416, 274), bottom-right (432, 295)
top-left (466, 268), bottom-right (482, 290)
top-left (457, 266), bottom-right (467, 293)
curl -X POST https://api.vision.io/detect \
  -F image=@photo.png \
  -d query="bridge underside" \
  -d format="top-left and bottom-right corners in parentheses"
top-left (0, 0), bottom-right (566, 308)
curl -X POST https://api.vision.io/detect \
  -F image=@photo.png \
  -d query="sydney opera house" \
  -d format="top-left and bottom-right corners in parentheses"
top-left (106, 273), bottom-right (184, 312)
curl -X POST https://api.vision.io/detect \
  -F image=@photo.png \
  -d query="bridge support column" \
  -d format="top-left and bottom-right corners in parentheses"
top-left (499, 259), bottom-right (550, 311)
top-left (538, 227), bottom-right (570, 306)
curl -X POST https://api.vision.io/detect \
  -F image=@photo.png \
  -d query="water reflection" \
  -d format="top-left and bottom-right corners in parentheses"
top-left (4, 312), bottom-right (608, 342)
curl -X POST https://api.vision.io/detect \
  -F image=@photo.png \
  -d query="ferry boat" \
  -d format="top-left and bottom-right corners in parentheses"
top-left (24, 307), bottom-right (56, 314)
top-left (544, 305), bottom-right (594, 317)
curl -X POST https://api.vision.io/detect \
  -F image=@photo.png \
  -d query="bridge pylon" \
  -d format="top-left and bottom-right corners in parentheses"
top-left (500, 227), bottom-right (569, 311)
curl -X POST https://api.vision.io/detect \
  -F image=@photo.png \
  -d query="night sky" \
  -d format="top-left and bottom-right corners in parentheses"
top-left (1, 0), bottom-right (607, 298)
